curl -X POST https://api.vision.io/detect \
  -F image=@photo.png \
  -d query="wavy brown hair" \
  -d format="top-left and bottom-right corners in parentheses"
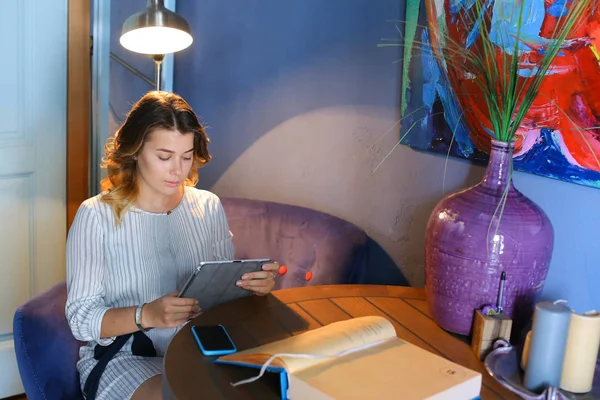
top-left (100, 91), bottom-right (211, 225)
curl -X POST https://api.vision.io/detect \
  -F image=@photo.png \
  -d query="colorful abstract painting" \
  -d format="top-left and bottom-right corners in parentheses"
top-left (399, 0), bottom-right (600, 189)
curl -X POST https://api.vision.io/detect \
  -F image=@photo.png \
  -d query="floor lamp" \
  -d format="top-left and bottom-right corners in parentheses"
top-left (119, 0), bottom-right (193, 91)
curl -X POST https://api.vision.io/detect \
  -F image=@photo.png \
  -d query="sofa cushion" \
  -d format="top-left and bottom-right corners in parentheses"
top-left (221, 197), bottom-right (367, 289)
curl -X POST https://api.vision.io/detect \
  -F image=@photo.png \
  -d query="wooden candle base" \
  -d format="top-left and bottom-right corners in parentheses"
top-left (471, 310), bottom-right (513, 360)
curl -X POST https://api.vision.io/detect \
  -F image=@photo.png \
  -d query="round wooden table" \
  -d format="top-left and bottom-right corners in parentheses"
top-left (162, 284), bottom-right (518, 399)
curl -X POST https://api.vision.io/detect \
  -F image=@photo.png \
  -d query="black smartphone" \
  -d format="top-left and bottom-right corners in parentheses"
top-left (191, 325), bottom-right (237, 356)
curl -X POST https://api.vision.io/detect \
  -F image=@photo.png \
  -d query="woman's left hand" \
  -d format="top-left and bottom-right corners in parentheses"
top-left (236, 261), bottom-right (279, 296)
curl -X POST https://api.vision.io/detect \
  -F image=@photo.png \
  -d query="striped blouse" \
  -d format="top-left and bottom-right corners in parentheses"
top-left (65, 186), bottom-right (235, 395)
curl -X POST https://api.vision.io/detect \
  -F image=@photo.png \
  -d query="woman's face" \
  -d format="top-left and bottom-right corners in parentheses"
top-left (136, 128), bottom-right (195, 199)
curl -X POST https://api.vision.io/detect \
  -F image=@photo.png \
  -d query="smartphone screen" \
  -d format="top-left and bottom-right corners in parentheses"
top-left (192, 325), bottom-right (236, 351)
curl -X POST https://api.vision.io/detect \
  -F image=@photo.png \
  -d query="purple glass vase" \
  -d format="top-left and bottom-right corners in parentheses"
top-left (425, 140), bottom-right (554, 336)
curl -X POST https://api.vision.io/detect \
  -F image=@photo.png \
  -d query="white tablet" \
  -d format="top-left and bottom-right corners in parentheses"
top-left (177, 259), bottom-right (273, 310)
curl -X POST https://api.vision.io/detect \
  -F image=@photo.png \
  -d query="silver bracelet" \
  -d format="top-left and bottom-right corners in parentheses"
top-left (135, 303), bottom-right (148, 332)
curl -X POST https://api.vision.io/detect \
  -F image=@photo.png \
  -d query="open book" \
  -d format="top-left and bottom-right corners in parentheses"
top-left (215, 316), bottom-right (481, 399)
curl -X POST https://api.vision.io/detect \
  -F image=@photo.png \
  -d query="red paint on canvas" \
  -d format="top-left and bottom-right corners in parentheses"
top-left (439, 3), bottom-right (600, 172)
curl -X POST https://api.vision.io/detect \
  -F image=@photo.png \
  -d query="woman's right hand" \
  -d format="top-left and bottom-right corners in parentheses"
top-left (141, 291), bottom-right (201, 329)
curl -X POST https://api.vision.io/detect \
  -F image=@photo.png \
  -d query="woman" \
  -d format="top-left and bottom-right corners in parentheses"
top-left (65, 91), bottom-right (278, 400)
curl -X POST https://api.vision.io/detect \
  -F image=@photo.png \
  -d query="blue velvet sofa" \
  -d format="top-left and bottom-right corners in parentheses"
top-left (13, 197), bottom-right (368, 399)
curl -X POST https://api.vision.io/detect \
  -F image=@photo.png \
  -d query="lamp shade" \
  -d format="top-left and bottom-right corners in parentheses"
top-left (120, 0), bottom-right (193, 55)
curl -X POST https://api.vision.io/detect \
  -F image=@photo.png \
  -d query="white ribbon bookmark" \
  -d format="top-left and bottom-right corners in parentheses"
top-left (230, 339), bottom-right (390, 387)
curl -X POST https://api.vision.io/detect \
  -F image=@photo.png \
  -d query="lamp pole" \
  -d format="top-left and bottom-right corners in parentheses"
top-left (153, 54), bottom-right (164, 91)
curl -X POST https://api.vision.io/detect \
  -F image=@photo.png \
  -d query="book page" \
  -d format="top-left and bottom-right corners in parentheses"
top-left (290, 339), bottom-right (481, 400)
top-left (218, 316), bottom-right (397, 372)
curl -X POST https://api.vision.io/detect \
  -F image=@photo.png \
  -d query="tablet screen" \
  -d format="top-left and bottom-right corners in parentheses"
top-left (178, 259), bottom-right (271, 310)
